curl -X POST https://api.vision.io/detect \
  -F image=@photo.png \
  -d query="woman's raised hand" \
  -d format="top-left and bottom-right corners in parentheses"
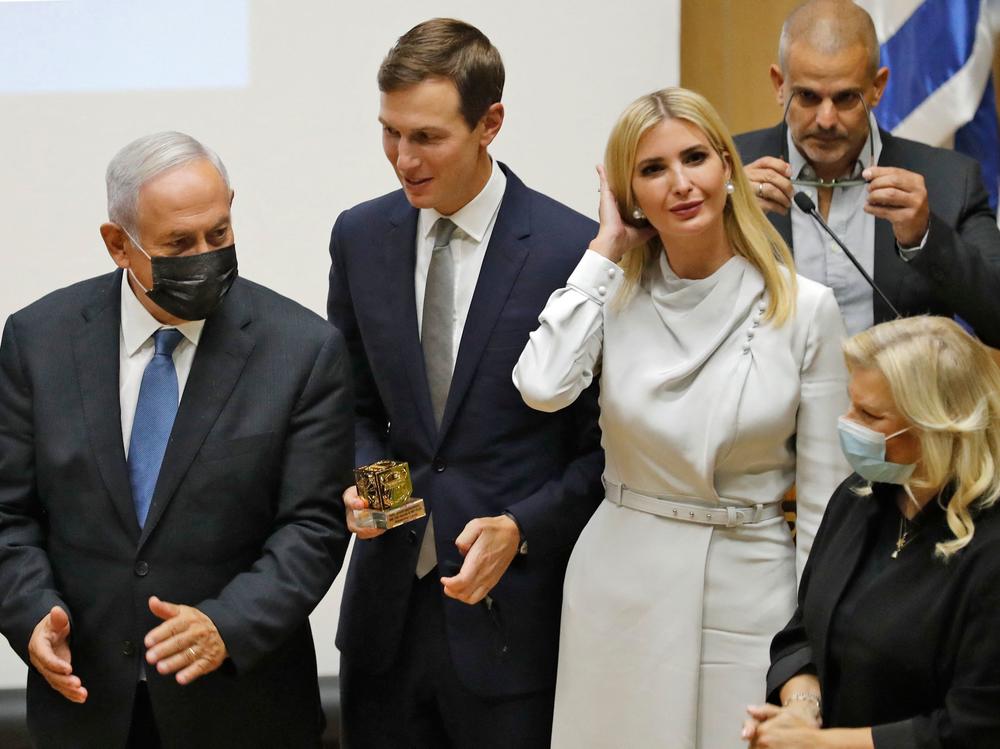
top-left (588, 164), bottom-right (656, 263)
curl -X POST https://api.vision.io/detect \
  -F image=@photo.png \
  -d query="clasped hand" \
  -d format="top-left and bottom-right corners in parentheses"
top-left (742, 702), bottom-right (822, 748)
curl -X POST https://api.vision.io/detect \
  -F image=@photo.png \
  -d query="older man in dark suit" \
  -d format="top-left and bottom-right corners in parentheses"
top-left (734, 0), bottom-right (1000, 346)
top-left (328, 18), bottom-right (604, 749)
top-left (0, 131), bottom-right (353, 748)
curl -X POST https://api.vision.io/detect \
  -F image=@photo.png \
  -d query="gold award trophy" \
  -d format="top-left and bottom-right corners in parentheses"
top-left (353, 460), bottom-right (426, 530)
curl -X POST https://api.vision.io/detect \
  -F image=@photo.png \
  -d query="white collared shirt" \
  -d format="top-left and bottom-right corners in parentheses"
top-left (414, 160), bottom-right (507, 362)
top-left (119, 271), bottom-right (204, 456)
top-left (789, 114), bottom-right (882, 336)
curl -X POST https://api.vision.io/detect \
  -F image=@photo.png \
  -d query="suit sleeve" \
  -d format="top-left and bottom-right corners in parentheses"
top-left (198, 328), bottom-right (353, 672)
top-left (0, 315), bottom-right (69, 663)
top-left (327, 213), bottom-right (389, 466)
top-left (794, 286), bottom-right (851, 578)
top-left (907, 159), bottom-right (1000, 348)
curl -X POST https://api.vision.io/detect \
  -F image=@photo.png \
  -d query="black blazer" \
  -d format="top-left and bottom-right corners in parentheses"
top-left (768, 477), bottom-right (1000, 747)
top-left (734, 125), bottom-right (1000, 347)
top-left (328, 164), bottom-right (605, 698)
top-left (0, 272), bottom-right (354, 748)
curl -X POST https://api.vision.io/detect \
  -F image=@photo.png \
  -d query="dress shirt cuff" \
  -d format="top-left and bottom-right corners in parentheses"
top-left (566, 250), bottom-right (623, 305)
top-left (896, 226), bottom-right (929, 261)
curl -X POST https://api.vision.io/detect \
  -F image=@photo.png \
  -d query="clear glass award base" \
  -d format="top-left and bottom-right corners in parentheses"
top-left (353, 498), bottom-right (426, 530)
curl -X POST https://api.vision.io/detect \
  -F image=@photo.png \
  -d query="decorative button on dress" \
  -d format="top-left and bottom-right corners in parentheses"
top-left (514, 250), bottom-right (850, 748)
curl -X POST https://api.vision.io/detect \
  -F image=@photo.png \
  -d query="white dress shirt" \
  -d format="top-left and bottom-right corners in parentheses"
top-left (119, 271), bottom-right (203, 456)
top-left (414, 161), bottom-right (507, 357)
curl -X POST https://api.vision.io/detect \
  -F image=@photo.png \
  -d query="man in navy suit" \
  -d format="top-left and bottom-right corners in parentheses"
top-left (328, 18), bottom-right (604, 748)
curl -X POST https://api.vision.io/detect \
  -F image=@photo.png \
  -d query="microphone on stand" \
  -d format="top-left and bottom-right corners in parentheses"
top-left (792, 192), bottom-right (901, 319)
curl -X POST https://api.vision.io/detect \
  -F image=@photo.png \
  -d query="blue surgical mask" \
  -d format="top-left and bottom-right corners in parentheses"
top-left (837, 416), bottom-right (915, 485)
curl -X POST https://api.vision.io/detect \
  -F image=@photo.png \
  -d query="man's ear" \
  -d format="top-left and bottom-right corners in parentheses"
top-left (101, 223), bottom-right (129, 269)
top-left (479, 102), bottom-right (504, 148)
top-left (769, 64), bottom-right (786, 107)
top-left (870, 66), bottom-right (889, 107)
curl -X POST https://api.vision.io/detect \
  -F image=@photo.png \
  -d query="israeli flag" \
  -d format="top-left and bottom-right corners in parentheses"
top-left (858, 0), bottom-right (1000, 209)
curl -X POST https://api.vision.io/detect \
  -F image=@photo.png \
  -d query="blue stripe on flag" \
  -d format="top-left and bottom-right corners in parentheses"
top-left (954, 74), bottom-right (1000, 209)
top-left (876, 0), bottom-right (980, 130)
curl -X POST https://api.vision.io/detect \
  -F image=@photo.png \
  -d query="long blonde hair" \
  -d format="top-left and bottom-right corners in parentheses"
top-left (604, 87), bottom-right (796, 322)
top-left (843, 316), bottom-right (1000, 559)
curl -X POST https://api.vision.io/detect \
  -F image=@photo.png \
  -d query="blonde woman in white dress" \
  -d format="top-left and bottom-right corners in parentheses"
top-left (513, 88), bottom-right (851, 748)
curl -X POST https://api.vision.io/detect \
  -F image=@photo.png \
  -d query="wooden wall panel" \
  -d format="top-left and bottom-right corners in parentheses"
top-left (680, 0), bottom-right (799, 135)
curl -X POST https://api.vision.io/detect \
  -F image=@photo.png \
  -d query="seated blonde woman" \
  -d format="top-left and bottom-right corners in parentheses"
top-left (747, 316), bottom-right (1000, 748)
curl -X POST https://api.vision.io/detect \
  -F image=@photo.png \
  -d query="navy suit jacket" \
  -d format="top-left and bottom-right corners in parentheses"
top-left (734, 125), bottom-right (1000, 347)
top-left (0, 272), bottom-right (353, 748)
top-left (328, 164), bottom-right (604, 698)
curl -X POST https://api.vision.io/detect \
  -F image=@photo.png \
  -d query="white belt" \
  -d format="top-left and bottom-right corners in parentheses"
top-left (604, 480), bottom-right (783, 527)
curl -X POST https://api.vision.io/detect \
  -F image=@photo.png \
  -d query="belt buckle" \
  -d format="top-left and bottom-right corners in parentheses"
top-left (726, 505), bottom-right (748, 528)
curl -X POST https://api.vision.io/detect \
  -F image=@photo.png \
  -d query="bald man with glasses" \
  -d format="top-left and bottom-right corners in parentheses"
top-left (734, 0), bottom-right (1000, 345)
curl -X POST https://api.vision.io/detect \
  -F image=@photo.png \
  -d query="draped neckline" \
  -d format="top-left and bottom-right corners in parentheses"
top-left (648, 250), bottom-right (765, 385)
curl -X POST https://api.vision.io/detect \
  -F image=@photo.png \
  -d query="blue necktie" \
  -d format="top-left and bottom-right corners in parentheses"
top-left (128, 329), bottom-right (183, 528)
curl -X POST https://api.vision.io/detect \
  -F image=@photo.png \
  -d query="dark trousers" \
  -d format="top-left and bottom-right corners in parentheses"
top-left (126, 682), bottom-right (161, 749)
top-left (340, 573), bottom-right (555, 749)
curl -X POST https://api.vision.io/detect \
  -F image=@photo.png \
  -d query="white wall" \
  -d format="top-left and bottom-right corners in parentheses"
top-left (0, 0), bottom-right (679, 688)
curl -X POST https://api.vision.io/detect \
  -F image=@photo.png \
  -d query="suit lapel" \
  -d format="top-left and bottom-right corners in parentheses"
top-left (385, 199), bottom-right (439, 446)
top-left (436, 172), bottom-right (530, 443)
top-left (771, 207), bottom-right (793, 248)
top-left (757, 125), bottom-right (794, 248)
top-left (73, 271), bottom-right (140, 541)
top-left (871, 129), bottom-right (907, 323)
top-left (137, 281), bottom-right (254, 549)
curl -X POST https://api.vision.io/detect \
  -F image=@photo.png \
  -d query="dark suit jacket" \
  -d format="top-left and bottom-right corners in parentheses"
top-left (328, 164), bottom-right (604, 698)
top-left (734, 125), bottom-right (1000, 347)
top-left (0, 272), bottom-right (353, 748)
top-left (768, 478), bottom-right (1000, 747)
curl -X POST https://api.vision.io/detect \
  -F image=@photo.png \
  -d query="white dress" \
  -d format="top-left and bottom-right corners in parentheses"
top-left (513, 250), bottom-right (850, 748)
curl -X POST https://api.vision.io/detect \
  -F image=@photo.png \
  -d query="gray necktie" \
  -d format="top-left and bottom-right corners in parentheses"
top-left (422, 217), bottom-right (457, 426)
top-left (416, 217), bottom-right (456, 578)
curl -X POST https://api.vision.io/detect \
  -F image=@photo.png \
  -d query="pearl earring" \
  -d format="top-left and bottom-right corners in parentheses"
top-left (725, 180), bottom-right (734, 195)
top-left (632, 207), bottom-right (646, 221)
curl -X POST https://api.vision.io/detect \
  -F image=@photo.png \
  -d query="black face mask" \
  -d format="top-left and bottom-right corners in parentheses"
top-left (128, 240), bottom-right (238, 321)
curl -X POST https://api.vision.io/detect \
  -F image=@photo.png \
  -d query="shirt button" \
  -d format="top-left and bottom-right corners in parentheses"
top-left (597, 286), bottom-right (607, 296)
top-left (606, 268), bottom-right (616, 279)
top-left (134, 561), bottom-right (150, 577)
top-left (828, 242), bottom-right (839, 253)
top-left (122, 640), bottom-right (136, 657)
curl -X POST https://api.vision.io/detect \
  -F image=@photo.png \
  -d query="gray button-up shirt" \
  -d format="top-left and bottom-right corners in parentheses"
top-left (788, 116), bottom-right (882, 335)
